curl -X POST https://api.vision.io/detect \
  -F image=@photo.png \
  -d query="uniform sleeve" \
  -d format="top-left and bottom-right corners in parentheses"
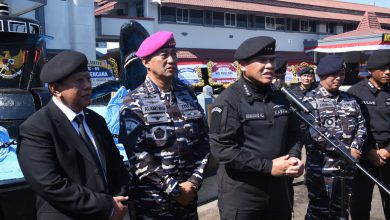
top-left (17, 121), bottom-right (114, 220)
top-left (350, 101), bottom-right (367, 151)
top-left (118, 107), bottom-right (180, 196)
top-left (187, 114), bottom-right (210, 190)
top-left (209, 95), bottom-right (273, 175)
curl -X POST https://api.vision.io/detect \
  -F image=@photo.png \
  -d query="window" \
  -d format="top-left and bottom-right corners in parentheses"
top-left (0, 20), bottom-right (3, 32)
top-left (213, 12), bottom-right (224, 26)
top-left (343, 23), bottom-right (357, 32)
top-left (225, 12), bottom-right (236, 27)
top-left (255, 16), bottom-right (265, 29)
top-left (292, 19), bottom-right (299, 31)
top-left (8, 20), bottom-right (26, 33)
top-left (309, 21), bottom-right (317, 32)
top-left (136, 1), bottom-right (144, 17)
top-left (276, 18), bottom-right (285, 30)
top-left (160, 7), bottom-right (176, 22)
top-left (248, 15), bottom-right (255, 28)
top-left (176, 8), bottom-right (189, 23)
top-left (204, 11), bottom-right (212, 25)
top-left (383, 25), bottom-right (390, 30)
top-left (265, 16), bottom-right (276, 30)
top-left (326, 22), bottom-right (335, 33)
top-left (237, 14), bottom-right (247, 28)
top-left (189, 9), bottom-right (203, 24)
top-left (29, 23), bottom-right (39, 34)
top-left (300, 20), bottom-right (310, 32)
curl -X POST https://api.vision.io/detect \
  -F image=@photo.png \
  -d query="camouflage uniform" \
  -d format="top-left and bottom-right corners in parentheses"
top-left (303, 85), bottom-right (366, 220)
top-left (119, 76), bottom-right (209, 220)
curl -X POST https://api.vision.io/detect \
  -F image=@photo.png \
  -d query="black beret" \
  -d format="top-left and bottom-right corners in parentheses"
top-left (366, 50), bottom-right (390, 70)
top-left (40, 50), bottom-right (88, 83)
top-left (275, 56), bottom-right (287, 73)
top-left (234, 36), bottom-right (275, 61)
top-left (298, 67), bottom-right (315, 75)
top-left (317, 55), bottom-right (345, 77)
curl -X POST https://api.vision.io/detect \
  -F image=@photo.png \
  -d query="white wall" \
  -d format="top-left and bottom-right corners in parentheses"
top-left (97, 16), bottom-right (155, 36)
top-left (44, 0), bottom-right (71, 50)
top-left (44, 0), bottom-right (96, 60)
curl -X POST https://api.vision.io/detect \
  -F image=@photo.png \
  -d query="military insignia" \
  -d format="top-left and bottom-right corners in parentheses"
top-left (146, 113), bottom-right (170, 124)
top-left (182, 109), bottom-right (203, 120)
top-left (151, 126), bottom-right (167, 140)
top-left (362, 100), bottom-right (376, 105)
top-left (324, 118), bottom-right (335, 127)
top-left (209, 105), bottom-right (224, 134)
top-left (245, 113), bottom-right (265, 120)
top-left (142, 104), bottom-right (167, 114)
top-left (178, 103), bottom-right (196, 111)
top-left (0, 49), bottom-right (25, 79)
top-left (274, 109), bottom-right (289, 117)
top-left (175, 90), bottom-right (194, 104)
top-left (211, 106), bottom-right (222, 113)
top-left (386, 98), bottom-right (390, 106)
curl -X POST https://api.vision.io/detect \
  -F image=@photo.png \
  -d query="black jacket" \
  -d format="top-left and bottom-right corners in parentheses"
top-left (209, 77), bottom-right (302, 218)
top-left (17, 100), bottom-right (129, 220)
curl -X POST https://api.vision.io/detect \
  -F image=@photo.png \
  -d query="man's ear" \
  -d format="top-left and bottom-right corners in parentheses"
top-left (239, 61), bottom-right (246, 72)
top-left (141, 57), bottom-right (150, 70)
top-left (49, 83), bottom-right (60, 97)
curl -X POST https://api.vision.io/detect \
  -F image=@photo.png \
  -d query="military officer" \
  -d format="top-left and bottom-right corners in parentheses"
top-left (290, 66), bottom-right (318, 98)
top-left (209, 36), bottom-right (304, 220)
top-left (272, 56), bottom-right (288, 90)
top-left (118, 31), bottom-right (210, 219)
top-left (303, 55), bottom-right (366, 220)
top-left (348, 50), bottom-right (390, 220)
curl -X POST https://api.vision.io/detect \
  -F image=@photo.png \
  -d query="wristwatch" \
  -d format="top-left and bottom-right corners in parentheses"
top-left (171, 184), bottom-right (182, 198)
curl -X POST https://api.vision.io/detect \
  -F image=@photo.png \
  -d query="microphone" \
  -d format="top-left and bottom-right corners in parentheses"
top-left (280, 87), bottom-right (310, 113)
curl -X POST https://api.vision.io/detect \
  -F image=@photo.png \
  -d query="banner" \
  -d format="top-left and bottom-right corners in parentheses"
top-left (178, 63), bottom-right (205, 87)
top-left (88, 59), bottom-right (117, 87)
top-left (208, 61), bottom-right (240, 88)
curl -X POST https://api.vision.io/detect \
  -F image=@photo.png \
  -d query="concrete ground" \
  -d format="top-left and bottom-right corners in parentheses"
top-left (198, 150), bottom-right (387, 220)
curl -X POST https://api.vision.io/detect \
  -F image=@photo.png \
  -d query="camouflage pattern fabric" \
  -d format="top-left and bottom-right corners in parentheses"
top-left (302, 85), bottom-right (366, 220)
top-left (119, 76), bottom-right (210, 220)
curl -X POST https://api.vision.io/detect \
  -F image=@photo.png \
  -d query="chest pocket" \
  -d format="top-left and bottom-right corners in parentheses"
top-left (316, 98), bottom-right (338, 129)
top-left (140, 94), bottom-right (175, 148)
top-left (176, 90), bottom-right (204, 143)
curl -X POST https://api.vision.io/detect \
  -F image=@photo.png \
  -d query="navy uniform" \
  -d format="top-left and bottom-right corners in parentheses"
top-left (349, 50), bottom-right (390, 220)
top-left (210, 36), bottom-right (303, 220)
top-left (119, 32), bottom-right (209, 219)
top-left (303, 55), bottom-right (366, 219)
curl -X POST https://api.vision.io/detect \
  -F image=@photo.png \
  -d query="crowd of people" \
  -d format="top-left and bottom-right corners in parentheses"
top-left (16, 31), bottom-right (390, 220)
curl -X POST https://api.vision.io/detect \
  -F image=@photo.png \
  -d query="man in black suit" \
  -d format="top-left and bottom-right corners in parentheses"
top-left (17, 50), bottom-right (130, 220)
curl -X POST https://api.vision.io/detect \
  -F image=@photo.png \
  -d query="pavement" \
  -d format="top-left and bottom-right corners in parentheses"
top-left (197, 149), bottom-right (387, 220)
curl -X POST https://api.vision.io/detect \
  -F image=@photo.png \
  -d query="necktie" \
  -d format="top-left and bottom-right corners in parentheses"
top-left (74, 114), bottom-right (107, 188)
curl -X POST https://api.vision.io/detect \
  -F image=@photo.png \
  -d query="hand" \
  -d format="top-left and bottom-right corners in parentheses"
top-left (109, 196), bottom-right (128, 220)
top-left (271, 155), bottom-right (293, 176)
top-left (285, 157), bottom-right (304, 178)
top-left (174, 182), bottom-right (196, 206)
top-left (377, 149), bottom-right (390, 162)
top-left (350, 148), bottom-right (361, 161)
top-left (366, 149), bottom-right (385, 166)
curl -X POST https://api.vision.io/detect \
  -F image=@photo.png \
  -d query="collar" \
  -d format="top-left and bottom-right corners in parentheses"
top-left (241, 77), bottom-right (274, 102)
top-left (317, 84), bottom-right (340, 99)
top-left (52, 97), bottom-right (84, 123)
top-left (366, 78), bottom-right (390, 94)
top-left (144, 75), bottom-right (187, 94)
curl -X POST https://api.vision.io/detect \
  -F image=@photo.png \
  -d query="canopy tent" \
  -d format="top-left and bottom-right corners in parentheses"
top-left (304, 11), bottom-right (390, 53)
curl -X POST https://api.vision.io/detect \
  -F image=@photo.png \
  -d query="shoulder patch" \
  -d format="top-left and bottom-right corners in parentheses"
top-left (209, 105), bottom-right (224, 134)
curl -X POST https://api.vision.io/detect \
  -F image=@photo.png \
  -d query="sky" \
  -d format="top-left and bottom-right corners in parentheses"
top-left (338, 0), bottom-right (390, 8)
